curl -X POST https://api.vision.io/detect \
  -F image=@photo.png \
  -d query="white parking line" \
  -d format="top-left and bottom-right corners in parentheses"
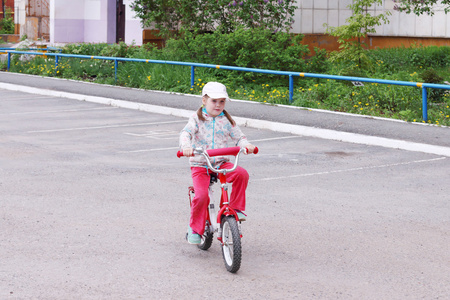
top-left (3, 107), bottom-right (115, 115)
top-left (118, 146), bottom-right (180, 154)
top-left (0, 95), bottom-right (51, 101)
top-left (251, 136), bottom-right (301, 143)
top-left (254, 157), bottom-right (447, 181)
top-left (27, 120), bottom-right (186, 133)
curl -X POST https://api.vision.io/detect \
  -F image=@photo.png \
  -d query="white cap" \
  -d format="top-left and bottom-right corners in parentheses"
top-left (202, 82), bottom-right (230, 101)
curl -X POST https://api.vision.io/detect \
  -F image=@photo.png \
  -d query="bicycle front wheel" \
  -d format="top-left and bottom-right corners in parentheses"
top-left (220, 216), bottom-right (241, 273)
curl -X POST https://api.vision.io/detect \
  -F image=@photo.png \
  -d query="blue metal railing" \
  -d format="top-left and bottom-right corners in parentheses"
top-left (3, 49), bottom-right (450, 122)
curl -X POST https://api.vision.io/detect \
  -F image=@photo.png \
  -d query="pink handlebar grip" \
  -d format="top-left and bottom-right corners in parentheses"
top-left (177, 146), bottom-right (258, 157)
top-left (206, 147), bottom-right (241, 157)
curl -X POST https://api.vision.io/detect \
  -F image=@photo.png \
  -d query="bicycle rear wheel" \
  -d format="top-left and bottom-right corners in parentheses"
top-left (198, 222), bottom-right (214, 250)
top-left (220, 216), bottom-right (241, 273)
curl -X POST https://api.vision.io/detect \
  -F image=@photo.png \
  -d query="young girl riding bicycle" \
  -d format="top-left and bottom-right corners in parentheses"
top-left (179, 82), bottom-right (256, 244)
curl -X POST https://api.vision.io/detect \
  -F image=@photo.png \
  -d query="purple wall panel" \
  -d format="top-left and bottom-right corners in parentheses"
top-left (53, 19), bottom-right (85, 43)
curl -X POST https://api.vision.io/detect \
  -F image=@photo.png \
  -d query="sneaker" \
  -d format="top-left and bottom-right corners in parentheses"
top-left (186, 227), bottom-right (201, 244)
top-left (236, 211), bottom-right (247, 221)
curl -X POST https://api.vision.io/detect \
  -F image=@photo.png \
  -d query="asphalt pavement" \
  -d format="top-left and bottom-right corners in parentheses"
top-left (1, 71), bottom-right (449, 299)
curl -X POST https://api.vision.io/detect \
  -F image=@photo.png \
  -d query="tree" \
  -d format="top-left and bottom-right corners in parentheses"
top-left (130, 0), bottom-right (297, 38)
top-left (325, 0), bottom-right (391, 69)
top-left (393, 0), bottom-right (450, 15)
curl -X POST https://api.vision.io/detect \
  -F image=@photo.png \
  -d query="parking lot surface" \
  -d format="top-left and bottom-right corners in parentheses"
top-left (1, 77), bottom-right (449, 299)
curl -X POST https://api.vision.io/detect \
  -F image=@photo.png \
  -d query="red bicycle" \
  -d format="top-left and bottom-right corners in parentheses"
top-left (177, 146), bottom-right (258, 273)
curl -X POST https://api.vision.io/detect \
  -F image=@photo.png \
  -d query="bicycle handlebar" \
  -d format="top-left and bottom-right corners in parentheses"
top-left (177, 146), bottom-right (258, 158)
top-left (177, 146), bottom-right (258, 174)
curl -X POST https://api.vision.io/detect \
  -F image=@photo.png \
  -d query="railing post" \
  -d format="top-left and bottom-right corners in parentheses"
top-left (55, 55), bottom-right (59, 76)
top-left (7, 52), bottom-right (11, 71)
top-left (422, 86), bottom-right (428, 122)
top-left (289, 75), bottom-right (294, 103)
top-left (115, 59), bottom-right (118, 84)
top-left (190, 65), bottom-right (195, 88)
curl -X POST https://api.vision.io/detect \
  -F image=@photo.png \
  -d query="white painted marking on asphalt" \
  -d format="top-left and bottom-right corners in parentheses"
top-left (251, 136), bottom-right (301, 143)
top-left (255, 157), bottom-right (447, 181)
top-left (123, 130), bottom-right (179, 139)
top-left (27, 120), bottom-right (186, 133)
top-left (3, 82), bottom-right (450, 157)
top-left (4, 107), bottom-right (115, 115)
top-left (118, 147), bottom-right (179, 154)
top-left (0, 95), bottom-right (51, 101)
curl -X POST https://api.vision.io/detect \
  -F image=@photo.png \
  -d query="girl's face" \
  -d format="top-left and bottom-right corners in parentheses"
top-left (202, 96), bottom-right (226, 117)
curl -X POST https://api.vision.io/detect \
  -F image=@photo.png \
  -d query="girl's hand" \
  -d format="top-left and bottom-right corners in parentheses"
top-left (245, 144), bottom-right (256, 154)
top-left (183, 147), bottom-right (194, 157)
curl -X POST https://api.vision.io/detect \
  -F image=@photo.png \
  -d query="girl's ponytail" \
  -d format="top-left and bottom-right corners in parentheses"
top-left (197, 106), bottom-right (205, 122)
top-left (223, 109), bottom-right (236, 126)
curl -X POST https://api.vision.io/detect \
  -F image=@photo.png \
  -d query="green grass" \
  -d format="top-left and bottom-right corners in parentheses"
top-left (2, 43), bottom-right (450, 126)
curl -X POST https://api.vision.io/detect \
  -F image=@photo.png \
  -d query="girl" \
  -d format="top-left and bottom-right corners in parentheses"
top-left (179, 82), bottom-right (256, 244)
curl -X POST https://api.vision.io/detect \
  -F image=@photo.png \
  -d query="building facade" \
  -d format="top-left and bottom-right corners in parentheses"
top-left (293, 0), bottom-right (450, 51)
top-left (11, 0), bottom-right (450, 49)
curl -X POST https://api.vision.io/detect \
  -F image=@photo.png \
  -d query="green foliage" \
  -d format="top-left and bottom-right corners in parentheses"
top-left (325, 0), bottom-right (391, 70)
top-left (62, 43), bottom-right (111, 55)
top-left (421, 68), bottom-right (445, 103)
top-left (367, 45), bottom-right (450, 72)
top-left (0, 8), bottom-right (14, 34)
top-left (155, 28), bottom-right (310, 85)
top-left (307, 48), bottom-right (329, 74)
top-left (393, 0), bottom-right (450, 15)
top-left (131, 0), bottom-right (297, 38)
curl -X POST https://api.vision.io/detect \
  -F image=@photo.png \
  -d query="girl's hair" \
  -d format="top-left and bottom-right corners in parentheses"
top-left (197, 106), bottom-right (236, 126)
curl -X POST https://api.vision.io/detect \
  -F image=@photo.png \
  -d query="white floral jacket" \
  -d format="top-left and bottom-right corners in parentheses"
top-left (179, 109), bottom-right (250, 168)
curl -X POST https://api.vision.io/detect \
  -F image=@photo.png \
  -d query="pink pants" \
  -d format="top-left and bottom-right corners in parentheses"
top-left (190, 162), bottom-right (249, 235)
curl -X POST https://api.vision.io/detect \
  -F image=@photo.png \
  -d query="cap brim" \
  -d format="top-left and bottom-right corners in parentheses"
top-left (206, 93), bottom-right (230, 101)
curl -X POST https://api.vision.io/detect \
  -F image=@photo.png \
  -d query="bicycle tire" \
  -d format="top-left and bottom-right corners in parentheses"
top-left (220, 216), bottom-right (241, 273)
top-left (197, 224), bottom-right (214, 250)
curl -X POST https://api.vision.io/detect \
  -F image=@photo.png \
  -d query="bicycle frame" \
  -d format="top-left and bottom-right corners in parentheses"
top-left (196, 147), bottom-right (246, 242)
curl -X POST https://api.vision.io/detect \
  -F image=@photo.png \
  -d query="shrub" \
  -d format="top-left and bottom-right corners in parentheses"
top-left (421, 68), bottom-right (445, 103)
top-left (131, 0), bottom-right (297, 38)
top-left (159, 28), bottom-right (309, 85)
top-left (0, 9), bottom-right (14, 34)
